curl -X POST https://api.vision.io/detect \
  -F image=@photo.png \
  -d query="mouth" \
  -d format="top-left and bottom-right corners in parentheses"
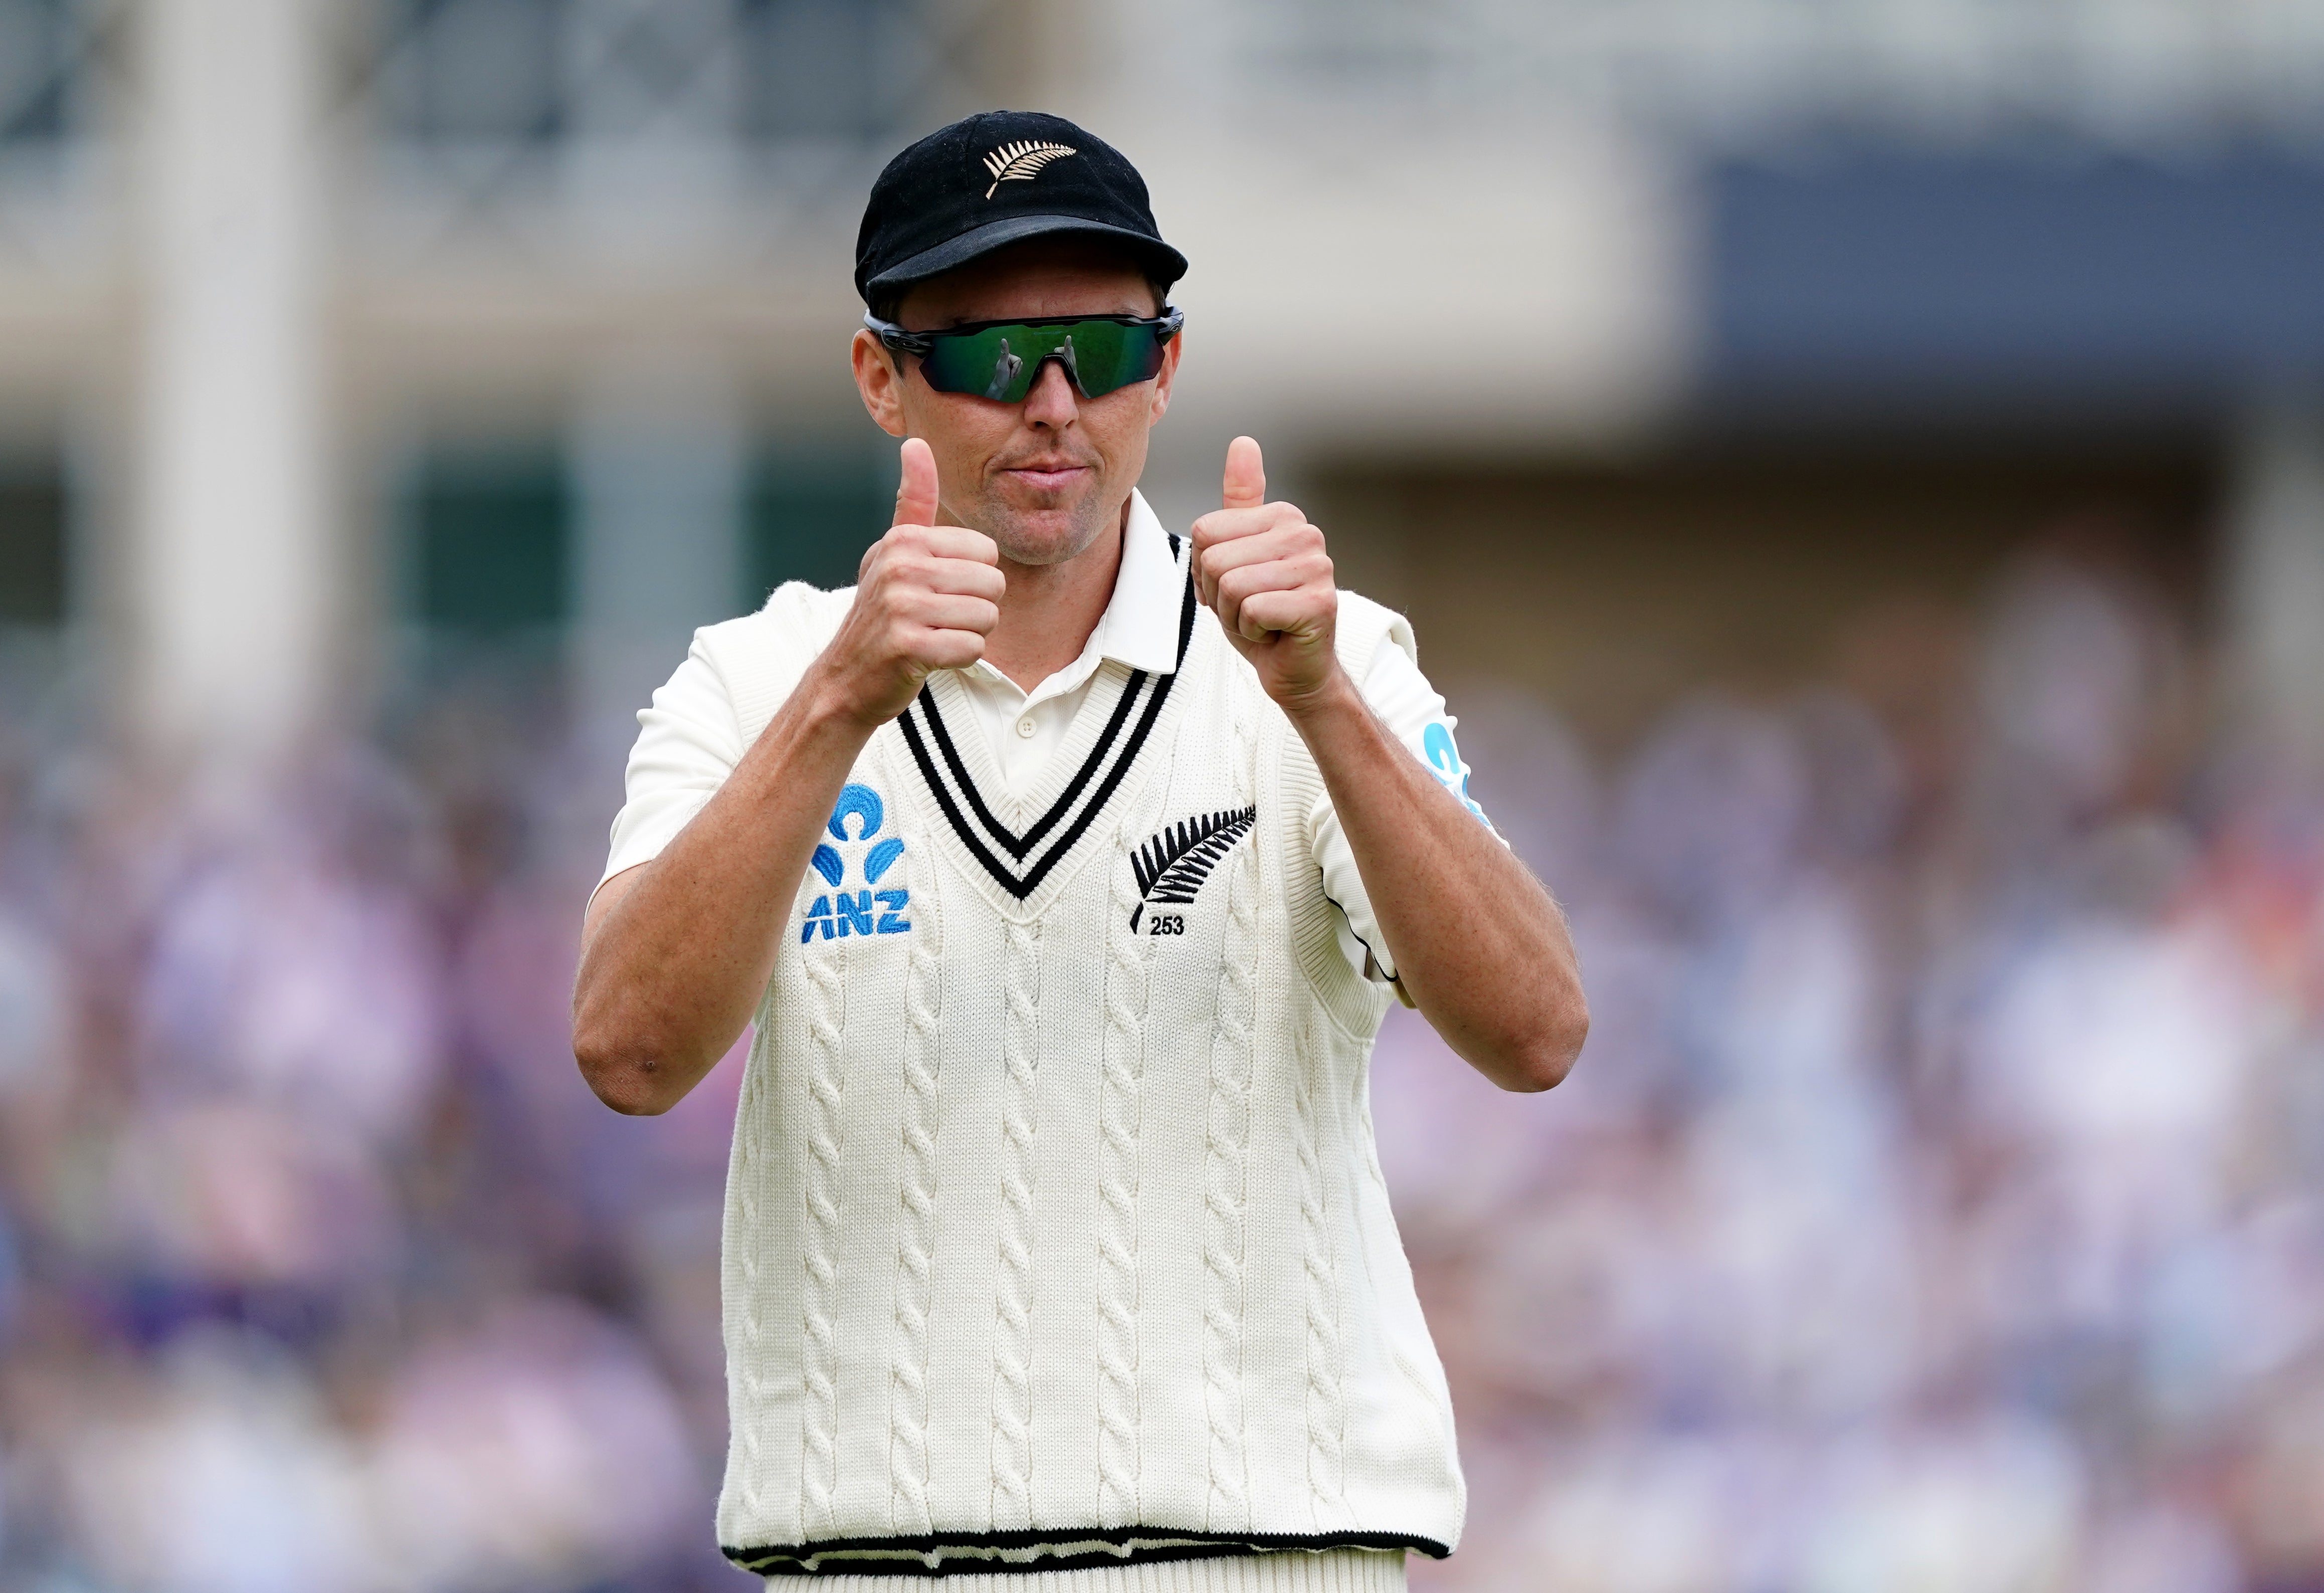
top-left (998, 461), bottom-right (1093, 495)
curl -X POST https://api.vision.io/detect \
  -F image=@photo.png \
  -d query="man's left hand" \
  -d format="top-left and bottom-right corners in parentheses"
top-left (1190, 436), bottom-right (1343, 709)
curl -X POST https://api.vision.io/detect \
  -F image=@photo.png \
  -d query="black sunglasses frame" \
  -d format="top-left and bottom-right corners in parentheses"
top-left (863, 307), bottom-right (1185, 398)
top-left (864, 307), bottom-right (1184, 355)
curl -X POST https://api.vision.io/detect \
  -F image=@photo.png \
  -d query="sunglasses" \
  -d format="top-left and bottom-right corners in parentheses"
top-left (865, 308), bottom-right (1184, 403)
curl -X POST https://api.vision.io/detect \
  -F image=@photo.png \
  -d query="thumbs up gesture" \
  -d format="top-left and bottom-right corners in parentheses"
top-left (814, 437), bottom-right (1006, 728)
top-left (1190, 436), bottom-right (1341, 706)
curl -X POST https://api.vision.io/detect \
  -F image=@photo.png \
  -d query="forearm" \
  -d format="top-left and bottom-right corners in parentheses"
top-left (571, 438), bottom-right (1002, 1114)
top-left (1283, 671), bottom-right (1587, 1091)
top-left (572, 671), bottom-right (873, 1114)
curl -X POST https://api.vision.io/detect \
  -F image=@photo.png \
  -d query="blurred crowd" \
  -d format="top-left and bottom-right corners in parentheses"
top-left (1386, 545), bottom-right (2324, 1593)
top-left (2, 537), bottom-right (2322, 1592)
top-left (0, 664), bottom-right (735, 1592)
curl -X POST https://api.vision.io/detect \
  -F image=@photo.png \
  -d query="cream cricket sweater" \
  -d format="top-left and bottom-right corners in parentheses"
top-left (693, 544), bottom-right (1464, 1581)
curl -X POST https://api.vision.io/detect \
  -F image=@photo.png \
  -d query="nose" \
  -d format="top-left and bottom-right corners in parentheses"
top-left (1020, 356), bottom-right (1081, 428)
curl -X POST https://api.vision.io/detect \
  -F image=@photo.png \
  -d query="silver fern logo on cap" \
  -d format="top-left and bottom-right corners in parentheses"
top-left (983, 140), bottom-right (1076, 199)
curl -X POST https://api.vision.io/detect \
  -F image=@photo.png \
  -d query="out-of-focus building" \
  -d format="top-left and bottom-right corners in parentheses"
top-left (2, 0), bottom-right (2318, 756)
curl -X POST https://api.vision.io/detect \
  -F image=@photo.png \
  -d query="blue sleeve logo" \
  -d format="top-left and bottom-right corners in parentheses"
top-left (1421, 722), bottom-right (1489, 825)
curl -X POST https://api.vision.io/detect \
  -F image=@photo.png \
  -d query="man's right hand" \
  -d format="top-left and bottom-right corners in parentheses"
top-left (812, 437), bottom-right (1005, 728)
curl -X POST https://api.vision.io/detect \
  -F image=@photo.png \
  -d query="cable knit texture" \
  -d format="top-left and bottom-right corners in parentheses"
top-left (992, 917), bottom-right (1043, 1530)
top-left (728, 998), bottom-right (777, 1528)
top-left (705, 578), bottom-right (1464, 1579)
top-left (1202, 721), bottom-right (1258, 1533)
top-left (888, 855), bottom-right (945, 1534)
top-left (1096, 803), bottom-right (1154, 1525)
top-left (1293, 1010), bottom-right (1348, 1531)
top-left (799, 930), bottom-right (848, 1540)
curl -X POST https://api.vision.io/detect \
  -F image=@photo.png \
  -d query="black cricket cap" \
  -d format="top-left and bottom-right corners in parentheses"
top-left (855, 111), bottom-right (1187, 309)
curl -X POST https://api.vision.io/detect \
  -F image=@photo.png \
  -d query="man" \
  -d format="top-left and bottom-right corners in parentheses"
top-left (573, 111), bottom-right (1587, 1587)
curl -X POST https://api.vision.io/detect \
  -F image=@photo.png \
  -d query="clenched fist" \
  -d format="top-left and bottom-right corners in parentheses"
top-left (1189, 436), bottom-right (1341, 707)
top-left (811, 437), bottom-right (1006, 728)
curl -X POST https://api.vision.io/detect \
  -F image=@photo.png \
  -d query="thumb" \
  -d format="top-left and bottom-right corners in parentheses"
top-left (1222, 435), bottom-right (1265, 510)
top-left (892, 437), bottom-right (939, 528)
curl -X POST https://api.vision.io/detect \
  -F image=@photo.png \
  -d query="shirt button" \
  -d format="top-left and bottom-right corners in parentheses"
top-left (1015, 717), bottom-right (1037, 738)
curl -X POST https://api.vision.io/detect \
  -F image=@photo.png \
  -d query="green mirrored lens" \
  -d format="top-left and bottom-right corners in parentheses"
top-left (916, 319), bottom-right (1166, 402)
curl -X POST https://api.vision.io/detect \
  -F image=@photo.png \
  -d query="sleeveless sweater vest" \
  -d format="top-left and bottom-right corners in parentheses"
top-left (699, 550), bottom-right (1464, 1578)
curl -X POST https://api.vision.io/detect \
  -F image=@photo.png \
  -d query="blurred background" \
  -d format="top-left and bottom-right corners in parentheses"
top-left (4, 1), bottom-right (2324, 1588)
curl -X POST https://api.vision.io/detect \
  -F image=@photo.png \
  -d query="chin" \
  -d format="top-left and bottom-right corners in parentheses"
top-left (988, 500), bottom-right (1109, 567)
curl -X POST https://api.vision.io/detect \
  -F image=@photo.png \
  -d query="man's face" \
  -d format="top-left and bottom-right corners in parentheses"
top-left (851, 238), bottom-right (1179, 568)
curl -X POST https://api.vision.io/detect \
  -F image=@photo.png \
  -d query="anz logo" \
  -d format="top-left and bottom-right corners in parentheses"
top-left (801, 783), bottom-right (911, 941)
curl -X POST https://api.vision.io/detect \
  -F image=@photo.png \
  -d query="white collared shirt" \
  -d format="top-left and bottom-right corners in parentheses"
top-left (947, 486), bottom-right (1189, 796)
top-left (600, 489), bottom-right (1492, 982)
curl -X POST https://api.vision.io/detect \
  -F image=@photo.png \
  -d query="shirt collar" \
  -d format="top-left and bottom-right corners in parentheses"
top-left (1089, 488), bottom-right (1187, 677)
top-left (959, 488), bottom-right (1187, 706)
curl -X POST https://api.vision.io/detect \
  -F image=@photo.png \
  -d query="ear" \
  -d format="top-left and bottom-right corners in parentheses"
top-left (1146, 322), bottom-right (1183, 427)
top-left (851, 328), bottom-right (910, 439)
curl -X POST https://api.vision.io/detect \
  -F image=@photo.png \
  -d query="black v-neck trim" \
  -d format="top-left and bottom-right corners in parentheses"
top-left (899, 573), bottom-right (1198, 902)
top-left (918, 661), bottom-right (1145, 863)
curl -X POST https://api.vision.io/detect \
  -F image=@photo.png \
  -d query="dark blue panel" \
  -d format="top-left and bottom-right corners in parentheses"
top-left (745, 445), bottom-right (893, 603)
top-left (0, 462), bottom-right (65, 624)
top-left (1705, 149), bottom-right (2324, 410)
top-left (408, 451), bottom-right (570, 632)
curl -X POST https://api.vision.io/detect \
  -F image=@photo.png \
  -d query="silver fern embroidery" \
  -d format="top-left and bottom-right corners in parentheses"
top-left (983, 140), bottom-right (1076, 199)
top-left (1130, 807), bottom-right (1257, 930)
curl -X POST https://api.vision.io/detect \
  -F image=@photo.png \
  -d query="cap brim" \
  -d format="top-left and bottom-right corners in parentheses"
top-left (864, 213), bottom-right (1188, 298)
